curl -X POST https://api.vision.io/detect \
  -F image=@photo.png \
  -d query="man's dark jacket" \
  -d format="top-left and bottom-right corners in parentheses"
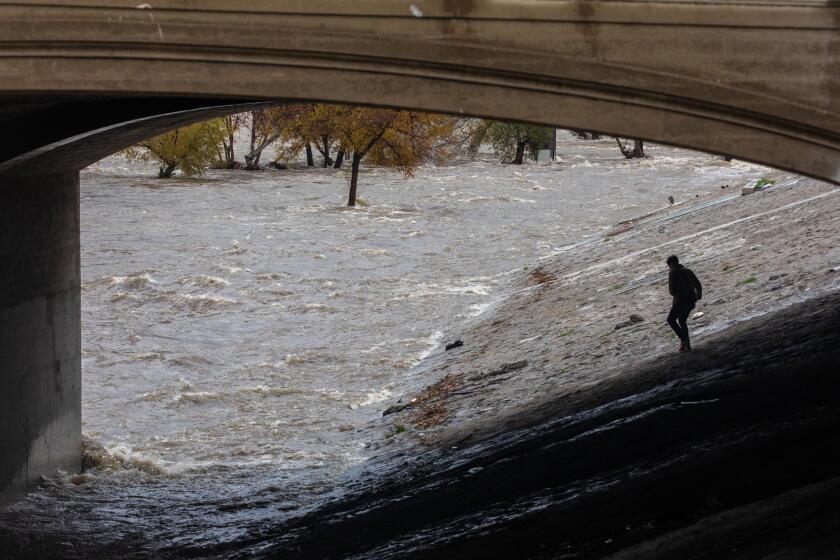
top-left (669, 264), bottom-right (703, 306)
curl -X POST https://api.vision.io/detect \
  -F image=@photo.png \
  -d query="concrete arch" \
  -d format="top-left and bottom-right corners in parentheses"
top-left (0, 0), bottom-right (839, 181)
top-left (2, 0), bottom-right (840, 503)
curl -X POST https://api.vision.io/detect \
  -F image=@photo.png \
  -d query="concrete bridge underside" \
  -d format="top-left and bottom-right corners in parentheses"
top-left (1, 0), bottom-right (839, 504)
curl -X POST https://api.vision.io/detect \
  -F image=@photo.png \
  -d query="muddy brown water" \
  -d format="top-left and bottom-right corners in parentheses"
top-left (0, 137), bottom-right (779, 556)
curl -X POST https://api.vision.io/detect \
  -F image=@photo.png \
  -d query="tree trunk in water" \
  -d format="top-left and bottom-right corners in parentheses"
top-left (321, 135), bottom-right (332, 167)
top-left (348, 153), bottom-right (362, 206)
top-left (305, 143), bottom-right (314, 166)
top-left (244, 153), bottom-right (261, 171)
top-left (512, 141), bottom-right (527, 164)
top-left (617, 138), bottom-right (646, 159)
top-left (249, 112), bottom-right (258, 159)
top-left (333, 147), bottom-right (345, 169)
top-left (571, 130), bottom-right (601, 140)
top-left (632, 139), bottom-right (645, 158)
top-left (159, 163), bottom-right (177, 178)
top-left (616, 137), bottom-right (631, 158)
top-left (223, 132), bottom-right (236, 168)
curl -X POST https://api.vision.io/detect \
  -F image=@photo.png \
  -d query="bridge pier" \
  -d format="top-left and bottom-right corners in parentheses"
top-left (0, 172), bottom-right (81, 504)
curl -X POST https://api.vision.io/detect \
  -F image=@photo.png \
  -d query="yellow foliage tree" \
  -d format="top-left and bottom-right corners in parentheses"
top-left (123, 119), bottom-right (226, 178)
top-left (278, 105), bottom-right (458, 206)
top-left (276, 104), bottom-right (344, 168)
top-left (338, 108), bottom-right (457, 206)
top-left (216, 113), bottom-right (245, 169)
top-left (245, 107), bottom-right (296, 170)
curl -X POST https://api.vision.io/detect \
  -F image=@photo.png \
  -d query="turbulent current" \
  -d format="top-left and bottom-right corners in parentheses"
top-left (0, 137), bottom-right (771, 555)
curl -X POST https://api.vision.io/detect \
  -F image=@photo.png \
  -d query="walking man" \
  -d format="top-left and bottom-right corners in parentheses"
top-left (666, 255), bottom-right (702, 351)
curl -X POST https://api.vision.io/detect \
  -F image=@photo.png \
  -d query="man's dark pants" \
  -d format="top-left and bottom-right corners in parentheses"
top-left (667, 302), bottom-right (695, 341)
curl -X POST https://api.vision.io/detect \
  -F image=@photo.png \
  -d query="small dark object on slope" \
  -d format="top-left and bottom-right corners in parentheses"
top-left (615, 314), bottom-right (645, 330)
top-left (472, 360), bottom-right (529, 381)
top-left (446, 340), bottom-right (464, 351)
top-left (383, 399), bottom-right (417, 416)
top-left (668, 196), bottom-right (675, 205)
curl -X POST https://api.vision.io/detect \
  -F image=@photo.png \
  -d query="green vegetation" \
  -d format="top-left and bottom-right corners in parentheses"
top-left (386, 424), bottom-right (407, 439)
top-left (123, 107), bottom-right (568, 202)
top-left (738, 275), bottom-right (758, 285)
top-left (123, 119), bottom-right (226, 178)
top-left (467, 120), bottom-right (553, 164)
top-left (559, 330), bottom-right (573, 337)
top-left (755, 177), bottom-right (776, 189)
top-left (125, 104), bottom-right (461, 205)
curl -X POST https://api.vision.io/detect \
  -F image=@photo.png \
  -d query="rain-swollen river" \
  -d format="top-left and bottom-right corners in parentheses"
top-left (0, 136), bottom-right (769, 555)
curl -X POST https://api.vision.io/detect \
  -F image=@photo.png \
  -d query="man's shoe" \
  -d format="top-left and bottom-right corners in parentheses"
top-left (684, 338), bottom-right (692, 351)
top-left (678, 339), bottom-right (687, 352)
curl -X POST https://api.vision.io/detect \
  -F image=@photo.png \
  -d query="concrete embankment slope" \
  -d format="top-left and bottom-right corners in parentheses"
top-left (246, 175), bottom-right (840, 559)
top-left (378, 175), bottom-right (840, 447)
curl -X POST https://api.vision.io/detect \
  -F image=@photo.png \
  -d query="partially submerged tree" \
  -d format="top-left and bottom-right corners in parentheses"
top-left (123, 119), bottom-right (226, 178)
top-left (340, 108), bottom-right (457, 206)
top-left (215, 113), bottom-right (244, 169)
top-left (276, 106), bottom-right (456, 206)
top-left (615, 137), bottom-right (646, 159)
top-left (471, 121), bottom-right (554, 164)
top-left (244, 107), bottom-right (295, 170)
top-left (278, 104), bottom-right (344, 167)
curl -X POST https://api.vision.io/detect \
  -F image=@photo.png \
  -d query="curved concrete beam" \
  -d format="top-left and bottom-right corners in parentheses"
top-left (0, 101), bottom-right (275, 178)
top-left (0, 1), bottom-right (839, 182)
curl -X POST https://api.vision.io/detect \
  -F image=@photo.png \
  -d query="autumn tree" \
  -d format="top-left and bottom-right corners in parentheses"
top-left (277, 105), bottom-right (457, 206)
top-left (215, 113), bottom-right (244, 169)
top-left (123, 119), bottom-right (226, 178)
top-left (337, 108), bottom-right (457, 206)
top-left (470, 121), bottom-right (553, 164)
top-left (277, 104), bottom-right (344, 168)
top-left (615, 137), bottom-right (646, 159)
top-left (244, 107), bottom-right (295, 170)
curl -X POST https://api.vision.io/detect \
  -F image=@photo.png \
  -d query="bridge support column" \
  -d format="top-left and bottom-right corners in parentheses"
top-left (0, 172), bottom-right (81, 505)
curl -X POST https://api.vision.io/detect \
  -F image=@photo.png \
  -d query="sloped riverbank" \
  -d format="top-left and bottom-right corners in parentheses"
top-left (251, 293), bottom-right (840, 559)
top-left (245, 176), bottom-right (840, 559)
top-left (372, 175), bottom-right (840, 451)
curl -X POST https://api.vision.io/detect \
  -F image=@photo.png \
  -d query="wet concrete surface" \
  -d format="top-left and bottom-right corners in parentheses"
top-left (241, 291), bottom-right (840, 559)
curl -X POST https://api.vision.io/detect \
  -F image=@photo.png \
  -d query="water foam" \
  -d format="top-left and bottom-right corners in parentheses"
top-left (106, 272), bottom-right (156, 290)
top-left (82, 436), bottom-right (168, 475)
top-left (174, 391), bottom-right (223, 405)
top-left (224, 240), bottom-right (247, 255)
top-left (412, 330), bottom-right (445, 366)
top-left (350, 386), bottom-right (394, 409)
top-left (180, 275), bottom-right (230, 288)
top-left (173, 293), bottom-right (238, 312)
